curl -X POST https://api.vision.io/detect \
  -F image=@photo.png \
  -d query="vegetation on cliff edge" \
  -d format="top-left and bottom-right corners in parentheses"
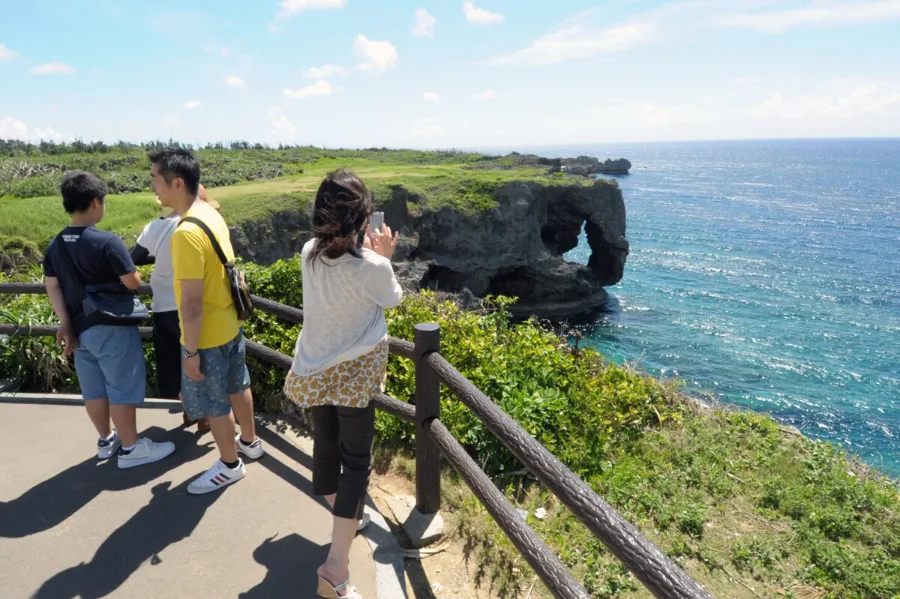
top-left (1, 145), bottom-right (605, 248)
top-left (1, 258), bottom-right (898, 599)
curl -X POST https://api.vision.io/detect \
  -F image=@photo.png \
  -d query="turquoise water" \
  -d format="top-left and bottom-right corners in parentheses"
top-left (555, 139), bottom-right (900, 475)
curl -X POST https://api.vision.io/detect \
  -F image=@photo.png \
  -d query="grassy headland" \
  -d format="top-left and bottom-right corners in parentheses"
top-left (0, 143), bottom-right (583, 247)
top-left (2, 143), bottom-right (899, 598)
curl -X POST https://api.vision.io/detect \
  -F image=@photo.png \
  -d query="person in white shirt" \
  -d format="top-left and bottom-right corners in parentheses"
top-left (130, 185), bottom-right (220, 431)
top-left (284, 170), bottom-right (401, 599)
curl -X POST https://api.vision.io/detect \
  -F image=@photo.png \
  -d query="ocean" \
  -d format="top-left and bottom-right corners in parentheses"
top-left (544, 139), bottom-right (900, 475)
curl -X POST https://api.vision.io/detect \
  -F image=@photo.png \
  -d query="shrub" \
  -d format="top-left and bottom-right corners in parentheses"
top-left (0, 235), bottom-right (43, 272)
top-left (4, 256), bottom-right (900, 599)
top-left (0, 294), bottom-right (75, 391)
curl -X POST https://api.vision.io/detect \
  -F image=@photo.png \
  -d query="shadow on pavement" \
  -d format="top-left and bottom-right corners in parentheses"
top-left (31, 476), bottom-right (223, 599)
top-left (254, 425), bottom-right (331, 511)
top-left (0, 425), bottom-right (214, 539)
top-left (239, 533), bottom-right (329, 598)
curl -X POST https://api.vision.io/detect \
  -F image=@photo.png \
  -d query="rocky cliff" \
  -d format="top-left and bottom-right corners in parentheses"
top-left (230, 179), bottom-right (629, 319)
top-left (561, 156), bottom-right (632, 176)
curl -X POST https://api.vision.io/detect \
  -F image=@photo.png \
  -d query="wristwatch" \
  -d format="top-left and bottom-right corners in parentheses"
top-left (182, 348), bottom-right (199, 360)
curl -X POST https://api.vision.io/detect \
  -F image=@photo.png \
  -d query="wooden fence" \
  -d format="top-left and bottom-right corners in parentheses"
top-left (0, 282), bottom-right (713, 599)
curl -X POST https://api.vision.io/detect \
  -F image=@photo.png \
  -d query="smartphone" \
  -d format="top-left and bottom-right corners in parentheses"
top-left (370, 212), bottom-right (385, 234)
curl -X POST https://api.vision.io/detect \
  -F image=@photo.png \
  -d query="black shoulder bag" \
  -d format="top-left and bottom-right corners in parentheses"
top-left (179, 217), bottom-right (254, 321)
top-left (54, 233), bottom-right (149, 326)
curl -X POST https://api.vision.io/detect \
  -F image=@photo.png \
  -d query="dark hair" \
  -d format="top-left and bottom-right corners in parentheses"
top-left (309, 169), bottom-right (373, 264)
top-left (60, 171), bottom-right (109, 214)
top-left (148, 147), bottom-right (201, 197)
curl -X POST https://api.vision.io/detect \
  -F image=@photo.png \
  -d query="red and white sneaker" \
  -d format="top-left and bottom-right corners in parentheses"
top-left (187, 459), bottom-right (246, 495)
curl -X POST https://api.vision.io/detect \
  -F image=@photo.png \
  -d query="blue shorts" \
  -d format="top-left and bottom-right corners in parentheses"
top-left (74, 325), bottom-right (146, 405)
top-left (181, 329), bottom-right (251, 420)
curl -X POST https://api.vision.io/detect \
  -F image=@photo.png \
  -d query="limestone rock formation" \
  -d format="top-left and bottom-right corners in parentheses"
top-left (230, 179), bottom-right (628, 320)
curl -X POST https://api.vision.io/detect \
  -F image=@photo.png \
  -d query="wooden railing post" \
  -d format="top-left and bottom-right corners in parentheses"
top-left (414, 322), bottom-right (442, 515)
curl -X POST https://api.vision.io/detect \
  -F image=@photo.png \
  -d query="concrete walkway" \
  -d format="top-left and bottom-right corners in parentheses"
top-left (0, 402), bottom-right (398, 599)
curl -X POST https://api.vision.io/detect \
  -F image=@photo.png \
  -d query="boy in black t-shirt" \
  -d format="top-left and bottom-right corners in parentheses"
top-left (44, 172), bottom-right (175, 468)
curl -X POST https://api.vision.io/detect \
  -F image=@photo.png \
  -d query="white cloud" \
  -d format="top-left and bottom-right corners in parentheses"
top-left (474, 89), bottom-right (499, 100)
top-left (353, 35), bottom-right (398, 71)
top-left (753, 92), bottom-right (784, 117)
top-left (488, 11), bottom-right (657, 66)
top-left (423, 92), bottom-right (440, 102)
top-left (224, 75), bottom-right (244, 87)
top-left (751, 81), bottom-right (900, 119)
top-left (269, 110), bottom-right (298, 139)
top-left (412, 8), bottom-right (437, 37)
top-left (463, 1), bottom-right (504, 25)
top-left (204, 39), bottom-right (232, 58)
top-left (409, 123), bottom-right (444, 138)
top-left (183, 100), bottom-right (202, 110)
top-left (303, 64), bottom-right (346, 79)
top-left (0, 44), bottom-right (20, 62)
top-left (636, 103), bottom-right (673, 126)
top-left (276, 0), bottom-right (347, 22)
top-left (720, 0), bottom-right (900, 33)
top-left (30, 62), bottom-right (75, 75)
top-left (0, 117), bottom-right (72, 142)
top-left (285, 79), bottom-right (332, 99)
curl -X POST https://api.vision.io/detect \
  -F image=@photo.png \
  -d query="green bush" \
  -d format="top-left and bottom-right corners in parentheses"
top-left (3, 256), bottom-right (900, 598)
top-left (0, 294), bottom-right (75, 391)
top-left (0, 235), bottom-right (43, 272)
top-left (239, 255), bottom-right (686, 475)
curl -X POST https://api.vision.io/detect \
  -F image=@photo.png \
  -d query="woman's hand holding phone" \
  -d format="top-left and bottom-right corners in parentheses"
top-left (369, 223), bottom-right (399, 260)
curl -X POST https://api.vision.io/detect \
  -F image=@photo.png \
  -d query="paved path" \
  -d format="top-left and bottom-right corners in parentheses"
top-left (0, 402), bottom-right (384, 599)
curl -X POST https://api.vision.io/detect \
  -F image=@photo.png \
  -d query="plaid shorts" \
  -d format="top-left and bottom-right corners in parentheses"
top-left (181, 329), bottom-right (250, 420)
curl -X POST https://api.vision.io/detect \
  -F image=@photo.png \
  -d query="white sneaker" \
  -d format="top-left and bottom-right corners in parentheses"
top-left (235, 434), bottom-right (265, 460)
top-left (97, 430), bottom-right (121, 460)
top-left (117, 438), bottom-right (176, 469)
top-left (188, 459), bottom-right (246, 495)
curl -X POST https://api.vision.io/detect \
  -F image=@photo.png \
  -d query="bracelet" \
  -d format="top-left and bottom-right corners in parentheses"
top-left (182, 349), bottom-right (199, 360)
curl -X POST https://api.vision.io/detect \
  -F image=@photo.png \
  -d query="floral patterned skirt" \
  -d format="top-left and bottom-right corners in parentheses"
top-left (284, 339), bottom-right (389, 409)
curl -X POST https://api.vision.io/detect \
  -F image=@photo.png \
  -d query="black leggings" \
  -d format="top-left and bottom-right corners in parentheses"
top-left (152, 310), bottom-right (181, 399)
top-left (311, 403), bottom-right (375, 520)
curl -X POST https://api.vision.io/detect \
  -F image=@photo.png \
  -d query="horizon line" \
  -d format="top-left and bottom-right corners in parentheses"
top-left (2, 136), bottom-right (899, 154)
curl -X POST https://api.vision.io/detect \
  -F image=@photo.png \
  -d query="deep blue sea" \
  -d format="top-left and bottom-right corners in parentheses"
top-left (535, 139), bottom-right (900, 475)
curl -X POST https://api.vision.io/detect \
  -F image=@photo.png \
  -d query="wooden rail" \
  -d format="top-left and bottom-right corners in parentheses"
top-left (0, 282), bottom-right (713, 599)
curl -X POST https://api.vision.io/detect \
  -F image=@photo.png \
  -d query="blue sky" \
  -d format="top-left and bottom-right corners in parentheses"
top-left (1, 0), bottom-right (899, 148)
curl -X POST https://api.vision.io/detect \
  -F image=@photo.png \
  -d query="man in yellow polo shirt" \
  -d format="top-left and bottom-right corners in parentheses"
top-left (149, 148), bottom-right (265, 495)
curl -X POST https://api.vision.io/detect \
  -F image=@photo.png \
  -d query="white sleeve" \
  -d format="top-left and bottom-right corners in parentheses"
top-left (364, 259), bottom-right (403, 309)
top-left (136, 221), bottom-right (157, 256)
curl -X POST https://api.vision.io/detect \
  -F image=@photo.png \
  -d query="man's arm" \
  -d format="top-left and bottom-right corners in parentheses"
top-left (172, 227), bottom-right (207, 381)
top-left (45, 277), bottom-right (70, 328)
top-left (45, 276), bottom-right (78, 355)
top-left (120, 271), bottom-right (142, 290)
top-left (104, 236), bottom-right (142, 289)
top-left (179, 279), bottom-right (204, 353)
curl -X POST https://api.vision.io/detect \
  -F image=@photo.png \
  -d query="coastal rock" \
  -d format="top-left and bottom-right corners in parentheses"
top-left (561, 156), bottom-right (632, 176)
top-left (230, 210), bottom-right (312, 266)
top-left (230, 180), bottom-right (629, 320)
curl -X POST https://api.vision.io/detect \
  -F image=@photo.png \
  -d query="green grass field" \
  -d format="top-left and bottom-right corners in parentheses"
top-left (0, 154), bottom-right (588, 246)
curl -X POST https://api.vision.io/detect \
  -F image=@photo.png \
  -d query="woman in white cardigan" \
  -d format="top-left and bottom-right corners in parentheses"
top-left (284, 170), bottom-right (401, 599)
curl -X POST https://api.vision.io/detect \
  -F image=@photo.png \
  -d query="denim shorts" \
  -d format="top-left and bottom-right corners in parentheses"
top-left (74, 325), bottom-right (146, 405)
top-left (181, 329), bottom-right (251, 420)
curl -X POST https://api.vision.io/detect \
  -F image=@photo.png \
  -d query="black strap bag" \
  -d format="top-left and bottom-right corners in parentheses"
top-left (179, 217), bottom-right (254, 321)
top-left (54, 233), bottom-right (149, 326)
